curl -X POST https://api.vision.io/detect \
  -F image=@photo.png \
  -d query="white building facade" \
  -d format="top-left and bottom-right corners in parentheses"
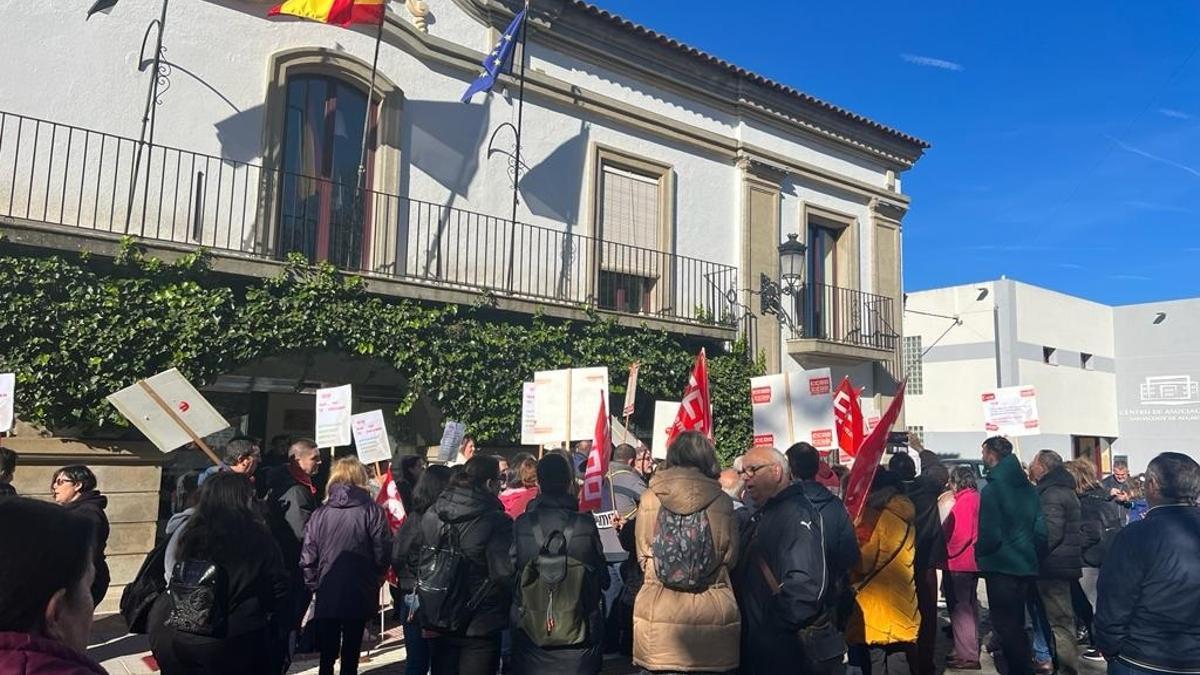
top-left (904, 278), bottom-right (1200, 472)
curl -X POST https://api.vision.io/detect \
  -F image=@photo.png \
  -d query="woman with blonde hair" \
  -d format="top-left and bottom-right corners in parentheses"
top-left (301, 457), bottom-right (393, 675)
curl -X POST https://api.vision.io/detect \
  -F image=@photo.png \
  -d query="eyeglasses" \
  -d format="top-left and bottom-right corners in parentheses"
top-left (53, 477), bottom-right (77, 487)
top-left (737, 463), bottom-right (775, 478)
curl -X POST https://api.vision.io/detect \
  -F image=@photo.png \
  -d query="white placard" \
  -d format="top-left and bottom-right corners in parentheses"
top-left (982, 385), bottom-right (1040, 437)
top-left (0, 373), bottom-right (13, 433)
top-left (611, 415), bottom-right (639, 448)
top-left (623, 363), bottom-right (640, 418)
top-left (593, 510), bottom-right (619, 529)
top-left (107, 369), bottom-right (230, 453)
top-left (351, 410), bottom-right (392, 464)
top-left (750, 369), bottom-right (836, 451)
top-left (652, 400), bottom-right (681, 459)
top-left (533, 368), bottom-right (610, 442)
top-left (439, 421), bottom-right (466, 463)
top-left (861, 399), bottom-right (881, 434)
top-left (315, 385), bottom-right (353, 448)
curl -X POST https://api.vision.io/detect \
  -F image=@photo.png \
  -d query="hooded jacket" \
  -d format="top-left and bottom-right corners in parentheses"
top-left (733, 482), bottom-right (827, 674)
top-left (162, 508), bottom-right (194, 584)
top-left (63, 490), bottom-right (110, 605)
top-left (511, 490), bottom-right (609, 675)
top-left (1034, 465), bottom-right (1082, 580)
top-left (1095, 504), bottom-right (1200, 671)
top-left (633, 466), bottom-right (740, 673)
top-left (848, 486), bottom-right (918, 646)
top-left (976, 453), bottom-right (1047, 577)
top-left (300, 483), bottom-right (392, 620)
top-left (414, 484), bottom-right (514, 636)
top-left (1079, 486), bottom-right (1124, 568)
top-left (0, 632), bottom-right (108, 675)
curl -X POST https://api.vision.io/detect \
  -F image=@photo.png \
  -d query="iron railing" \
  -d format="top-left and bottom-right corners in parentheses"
top-left (792, 281), bottom-right (898, 351)
top-left (0, 110), bottom-right (738, 327)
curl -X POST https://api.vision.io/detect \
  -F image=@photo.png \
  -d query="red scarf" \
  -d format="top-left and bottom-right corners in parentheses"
top-left (288, 462), bottom-right (317, 496)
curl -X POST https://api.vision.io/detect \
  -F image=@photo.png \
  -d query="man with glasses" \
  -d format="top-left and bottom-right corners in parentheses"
top-left (197, 437), bottom-right (262, 486)
top-left (732, 446), bottom-right (835, 673)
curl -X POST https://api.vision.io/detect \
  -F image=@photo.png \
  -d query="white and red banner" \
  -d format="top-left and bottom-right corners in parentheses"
top-left (749, 368), bottom-right (835, 451)
top-left (580, 393), bottom-right (611, 512)
top-left (665, 349), bottom-right (712, 447)
top-left (843, 382), bottom-right (908, 523)
top-left (982, 385), bottom-right (1040, 437)
top-left (834, 377), bottom-right (864, 458)
top-left (623, 362), bottom-right (640, 418)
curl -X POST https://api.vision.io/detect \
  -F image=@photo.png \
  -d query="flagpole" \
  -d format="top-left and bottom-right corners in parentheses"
top-left (357, 13), bottom-right (386, 191)
top-left (504, 0), bottom-right (531, 292)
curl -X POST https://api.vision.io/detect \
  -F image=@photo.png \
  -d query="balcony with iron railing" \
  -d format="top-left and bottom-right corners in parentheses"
top-left (0, 110), bottom-right (739, 332)
top-left (786, 281), bottom-right (899, 365)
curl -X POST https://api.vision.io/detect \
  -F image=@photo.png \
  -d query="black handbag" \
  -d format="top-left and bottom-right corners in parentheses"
top-left (118, 536), bottom-right (169, 634)
top-left (164, 559), bottom-right (228, 637)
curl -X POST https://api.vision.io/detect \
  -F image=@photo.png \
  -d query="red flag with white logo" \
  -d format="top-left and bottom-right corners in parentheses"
top-left (579, 393), bottom-right (610, 512)
top-left (842, 381), bottom-right (907, 523)
top-left (833, 377), bottom-right (864, 458)
top-left (665, 349), bottom-right (712, 447)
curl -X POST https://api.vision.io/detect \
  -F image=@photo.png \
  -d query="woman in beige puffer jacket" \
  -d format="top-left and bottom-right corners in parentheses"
top-left (632, 432), bottom-right (740, 673)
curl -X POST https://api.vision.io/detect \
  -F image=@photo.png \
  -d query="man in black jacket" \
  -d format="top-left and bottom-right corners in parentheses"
top-left (1095, 452), bottom-right (1200, 674)
top-left (265, 438), bottom-right (322, 639)
top-left (786, 443), bottom-right (860, 593)
top-left (733, 446), bottom-right (832, 674)
top-left (1029, 450), bottom-right (1082, 675)
top-left (889, 452), bottom-right (947, 675)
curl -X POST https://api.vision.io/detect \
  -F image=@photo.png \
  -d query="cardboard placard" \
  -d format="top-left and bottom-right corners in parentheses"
top-left (652, 400), bottom-right (681, 459)
top-left (107, 369), bottom-right (229, 453)
top-left (533, 367), bottom-right (610, 442)
top-left (520, 382), bottom-right (552, 446)
top-left (982, 386), bottom-right (1039, 437)
top-left (623, 362), bottom-right (640, 418)
top-left (750, 369), bottom-right (836, 451)
top-left (351, 410), bottom-right (392, 465)
top-left (0, 373), bottom-right (13, 433)
top-left (315, 385), bottom-right (353, 448)
top-left (570, 368), bottom-right (610, 441)
top-left (439, 421), bottom-right (466, 463)
top-left (611, 415), bottom-right (639, 448)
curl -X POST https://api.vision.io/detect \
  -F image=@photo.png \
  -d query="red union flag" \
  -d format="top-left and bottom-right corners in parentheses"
top-left (833, 377), bottom-right (864, 458)
top-left (843, 381), bottom-right (907, 523)
top-left (579, 393), bottom-right (610, 512)
top-left (665, 349), bottom-right (712, 447)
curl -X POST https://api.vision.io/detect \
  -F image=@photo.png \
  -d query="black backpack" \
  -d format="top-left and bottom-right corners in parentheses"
top-left (164, 559), bottom-right (229, 638)
top-left (118, 536), bottom-right (169, 634)
top-left (517, 514), bottom-right (589, 647)
top-left (416, 518), bottom-right (483, 633)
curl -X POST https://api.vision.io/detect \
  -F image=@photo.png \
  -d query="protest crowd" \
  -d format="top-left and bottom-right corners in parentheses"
top-left (1, 394), bottom-right (1199, 675)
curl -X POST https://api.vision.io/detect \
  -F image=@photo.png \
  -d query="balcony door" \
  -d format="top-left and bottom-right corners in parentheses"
top-left (277, 74), bottom-right (376, 268)
top-left (806, 222), bottom-right (839, 339)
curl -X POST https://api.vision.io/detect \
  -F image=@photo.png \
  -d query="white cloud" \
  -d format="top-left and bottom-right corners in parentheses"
top-left (1159, 108), bottom-right (1192, 120)
top-left (1057, 263), bottom-right (1086, 270)
top-left (1110, 137), bottom-right (1200, 179)
top-left (900, 53), bottom-right (964, 72)
top-left (1110, 274), bottom-right (1152, 281)
top-left (1123, 200), bottom-right (1194, 214)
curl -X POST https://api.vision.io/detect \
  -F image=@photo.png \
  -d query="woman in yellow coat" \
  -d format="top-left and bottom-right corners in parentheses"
top-left (847, 468), bottom-right (919, 674)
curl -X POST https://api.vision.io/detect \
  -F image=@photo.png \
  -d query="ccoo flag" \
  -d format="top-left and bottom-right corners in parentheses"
top-left (665, 348), bottom-right (711, 447)
top-left (833, 377), bottom-right (864, 458)
top-left (579, 393), bottom-right (611, 512)
top-left (268, 0), bottom-right (386, 27)
top-left (460, 8), bottom-right (527, 102)
top-left (842, 381), bottom-right (907, 524)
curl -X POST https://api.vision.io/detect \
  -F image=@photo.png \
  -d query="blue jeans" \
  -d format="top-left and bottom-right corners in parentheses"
top-left (1029, 594), bottom-right (1052, 663)
top-left (403, 592), bottom-right (430, 675)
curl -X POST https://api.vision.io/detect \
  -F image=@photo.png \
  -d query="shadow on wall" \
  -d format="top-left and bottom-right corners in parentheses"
top-left (518, 119), bottom-right (589, 227)
top-left (214, 103), bottom-right (265, 164)
top-left (405, 98), bottom-right (491, 195)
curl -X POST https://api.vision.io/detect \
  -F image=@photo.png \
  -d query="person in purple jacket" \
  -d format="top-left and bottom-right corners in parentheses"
top-left (301, 456), bottom-right (393, 675)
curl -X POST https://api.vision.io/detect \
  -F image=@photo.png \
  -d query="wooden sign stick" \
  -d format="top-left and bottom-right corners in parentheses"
top-left (137, 380), bottom-right (222, 466)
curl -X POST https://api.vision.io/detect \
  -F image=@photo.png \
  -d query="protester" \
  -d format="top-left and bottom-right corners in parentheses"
top-left (266, 438), bottom-right (322, 645)
top-left (1028, 450), bottom-right (1082, 675)
top-left (1126, 475), bottom-right (1149, 522)
top-left (392, 464), bottom-right (451, 675)
top-left (633, 431), bottom-right (740, 674)
top-left (1066, 458), bottom-right (1123, 660)
top-left (410, 455), bottom-right (513, 675)
top-left (394, 454), bottom-right (426, 514)
top-left (633, 446), bottom-right (654, 479)
top-left (606, 443), bottom-right (647, 518)
top-left (448, 436), bottom-right (476, 467)
top-left (257, 434), bottom-right (292, 498)
top-left (976, 436), bottom-right (1046, 675)
top-left (786, 442), bottom-right (861, 620)
top-left (735, 445), bottom-right (834, 674)
top-left (511, 453), bottom-right (609, 675)
top-left (889, 452), bottom-right (947, 675)
top-left (51, 464), bottom-right (111, 606)
top-left (148, 473), bottom-right (289, 675)
top-left (1102, 459), bottom-right (1132, 520)
top-left (847, 468), bottom-right (919, 675)
top-left (942, 465), bottom-right (981, 669)
top-left (199, 438), bottom-right (262, 485)
top-left (601, 442), bottom-right (648, 654)
top-left (0, 497), bottom-right (107, 675)
top-left (0, 447), bottom-right (17, 496)
top-left (1095, 452), bottom-right (1200, 674)
top-left (301, 457), bottom-right (393, 675)
top-left (500, 452), bottom-right (539, 519)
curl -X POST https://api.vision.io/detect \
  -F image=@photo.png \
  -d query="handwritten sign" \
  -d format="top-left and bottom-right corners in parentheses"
top-left (0, 373), bottom-right (13, 433)
top-left (439, 420), bottom-right (466, 463)
top-left (315, 385), bottom-right (353, 448)
top-left (351, 410), bottom-right (392, 464)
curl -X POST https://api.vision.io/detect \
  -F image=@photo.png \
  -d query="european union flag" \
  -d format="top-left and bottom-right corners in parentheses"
top-left (460, 9), bottom-right (527, 103)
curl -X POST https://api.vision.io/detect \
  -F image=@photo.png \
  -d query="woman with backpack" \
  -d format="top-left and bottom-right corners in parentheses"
top-left (632, 431), bottom-right (740, 674)
top-left (411, 455), bottom-right (513, 675)
top-left (148, 472), bottom-right (289, 675)
top-left (301, 456), bottom-right (393, 675)
top-left (392, 464), bottom-right (452, 675)
top-left (511, 453), bottom-right (609, 675)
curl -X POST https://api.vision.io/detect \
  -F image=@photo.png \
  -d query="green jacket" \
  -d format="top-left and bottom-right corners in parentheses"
top-left (976, 453), bottom-right (1047, 577)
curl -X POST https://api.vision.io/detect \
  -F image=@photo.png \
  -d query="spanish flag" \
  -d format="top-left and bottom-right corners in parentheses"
top-left (268, 0), bottom-right (385, 27)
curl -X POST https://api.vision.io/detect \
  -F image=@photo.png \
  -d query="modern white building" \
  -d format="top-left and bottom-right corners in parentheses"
top-left (904, 278), bottom-right (1200, 472)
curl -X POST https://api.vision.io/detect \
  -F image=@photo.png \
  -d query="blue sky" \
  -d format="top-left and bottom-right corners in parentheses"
top-left (592, 0), bottom-right (1200, 305)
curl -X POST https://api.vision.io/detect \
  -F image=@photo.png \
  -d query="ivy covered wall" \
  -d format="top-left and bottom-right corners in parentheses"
top-left (0, 241), bottom-right (763, 464)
